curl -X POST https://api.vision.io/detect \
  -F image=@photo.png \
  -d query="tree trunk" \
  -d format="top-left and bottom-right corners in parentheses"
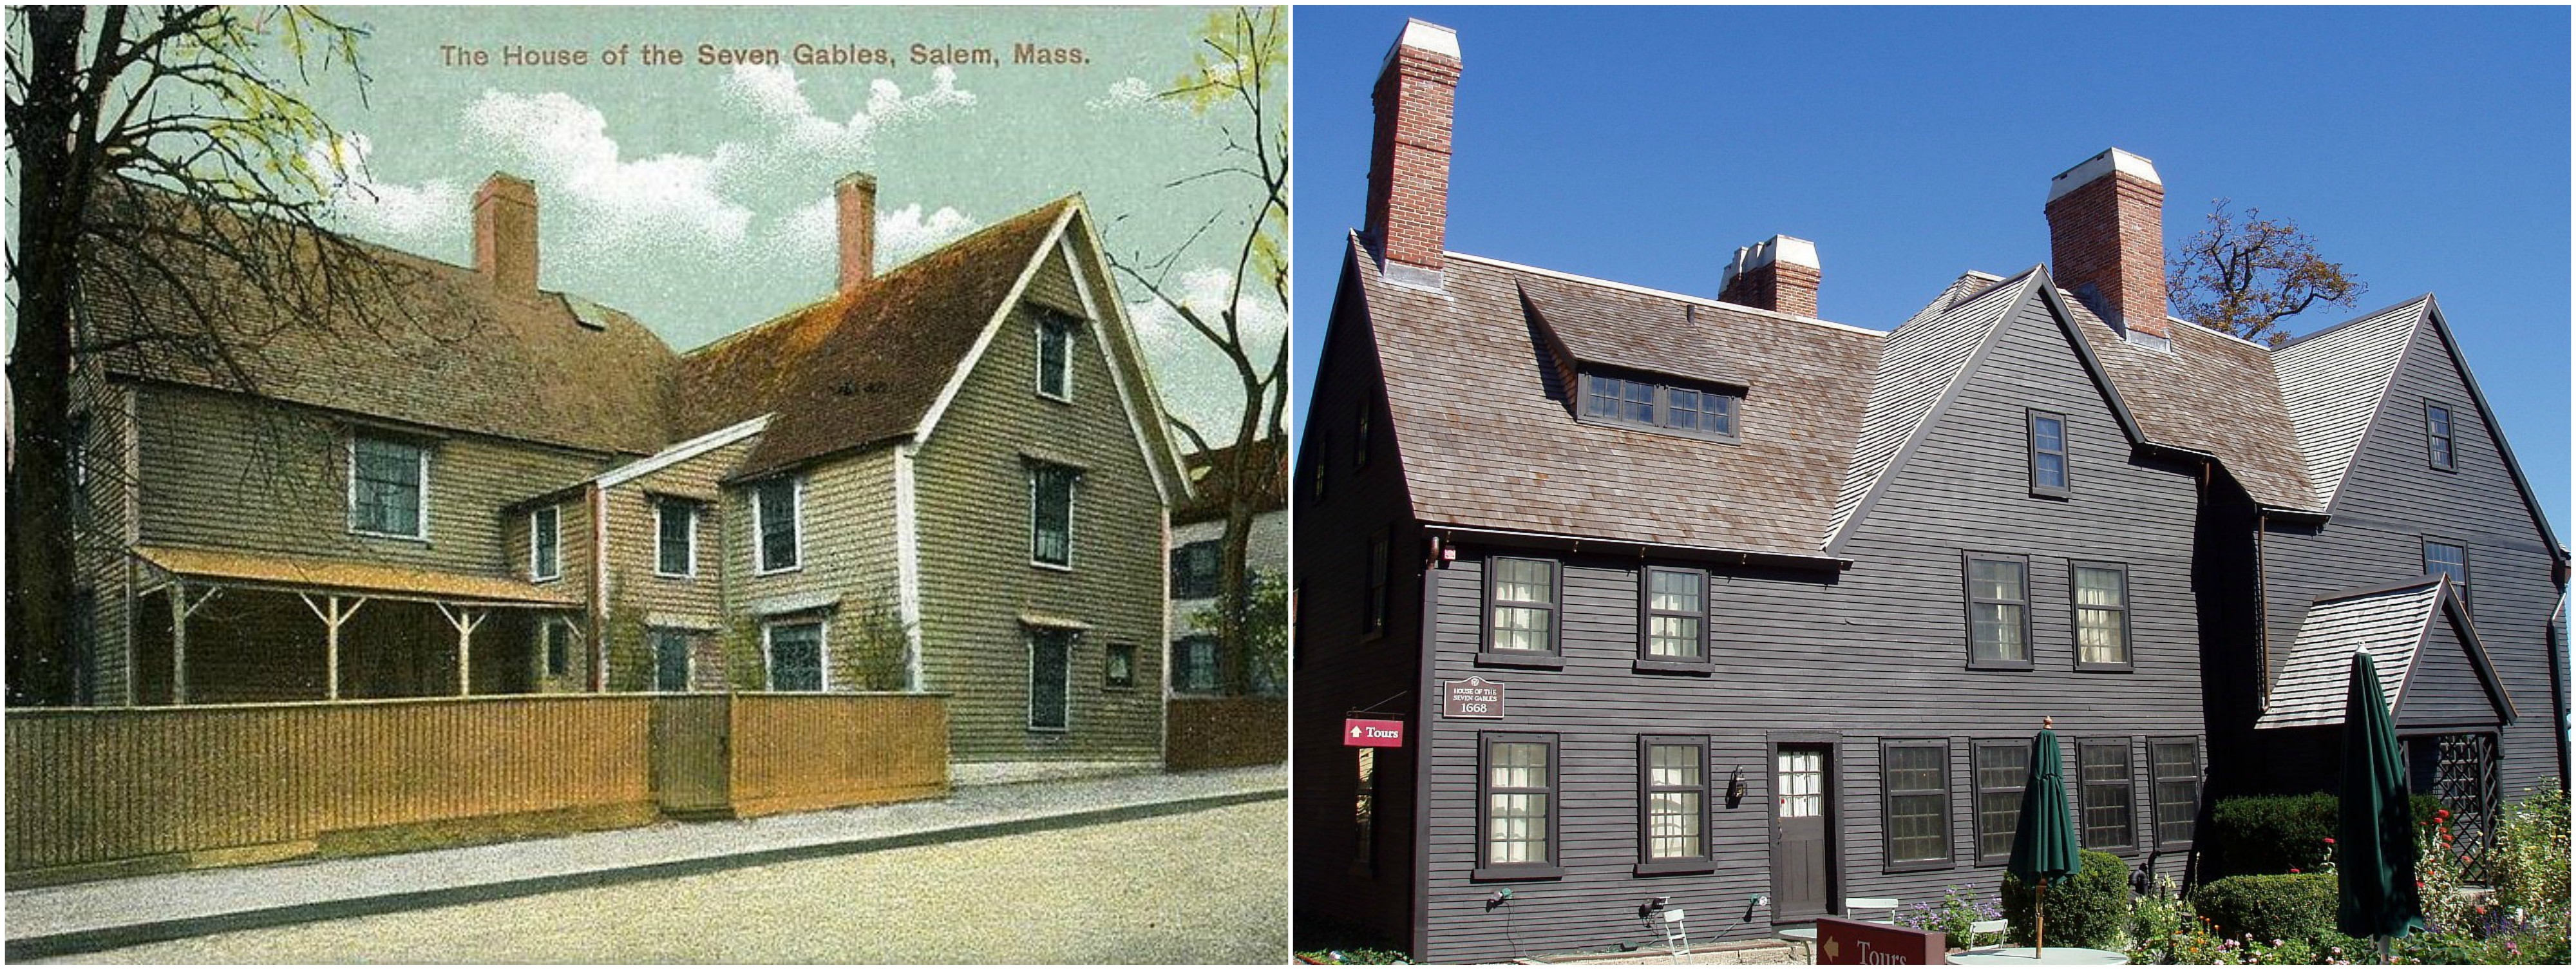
top-left (6, 6), bottom-right (93, 707)
top-left (1216, 408), bottom-right (1262, 694)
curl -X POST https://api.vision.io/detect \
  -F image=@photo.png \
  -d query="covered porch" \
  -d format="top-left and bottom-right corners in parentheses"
top-left (129, 546), bottom-right (585, 705)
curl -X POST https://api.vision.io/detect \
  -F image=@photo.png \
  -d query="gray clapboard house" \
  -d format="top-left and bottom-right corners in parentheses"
top-left (63, 171), bottom-right (1191, 769)
top-left (1293, 21), bottom-right (2567, 962)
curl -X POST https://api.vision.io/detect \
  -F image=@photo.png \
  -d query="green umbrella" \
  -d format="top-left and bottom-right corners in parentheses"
top-left (2007, 721), bottom-right (2081, 956)
top-left (2336, 649), bottom-right (2425, 959)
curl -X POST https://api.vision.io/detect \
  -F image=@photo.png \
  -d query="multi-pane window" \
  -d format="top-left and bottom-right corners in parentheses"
top-left (1578, 373), bottom-right (1741, 441)
top-left (2078, 739), bottom-right (2136, 851)
top-left (765, 621), bottom-right (824, 691)
top-left (1104, 643), bottom-right (1137, 689)
top-left (1030, 463), bottom-right (1078, 567)
top-left (1642, 567), bottom-right (1706, 661)
top-left (752, 478), bottom-right (800, 573)
top-left (2073, 564), bottom-right (2131, 669)
top-left (1884, 741), bottom-right (1953, 866)
top-left (351, 435), bottom-right (428, 537)
top-left (543, 620), bottom-right (573, 678)
top-left (649, 628), bottom-right (692, 692)
top-left (656, 497), bottom-right (696, 578)
top-left (2425, 540), bottom-right (2469, 605)
top-left (1028, 627), bottom-right (1074, 730)
top-left (1778, 748), bottom-right (1824, 818)
top-left (529, 506), bottom-right (560, 580)
top-left (1363, 531), bottom-right (1390, 635)
top-left (1036, 312), bottom-right (1074, 400)
top-left (2151, 739), bottom-right (2200, 848)
top-left (1171, 540), bottom-right (1220, 599)
top-left (1974, 741), bottom-right (2030, 862)
top-left (1172, 635), bottom-right (1220, 694)
top-left (1482, 734), bottom-right (1557, 870)
top-left (1640, 738), bottom-right (1710, 866)
top-left (1965, 555), bottom-right (2031, 666)
top-left (1488, 558), bottom-right (1558, 654)
top-left (2029, 410), bottom-right (2070, 497)
top-left (2425, 403), bottom-right (2456, 471)
top-left (1353, 748), bottom-right (1378, 876)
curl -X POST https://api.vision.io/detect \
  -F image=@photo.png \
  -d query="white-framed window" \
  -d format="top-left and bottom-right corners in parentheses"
top-left (656, 497), bottom-right (697, 578)
top-left (762, 620), bottom-right (826, 691)
top-left (1028, 626), bottom-right (1075, 731)
top-left (529, 505), bottom-right (561, 581)
top-left (349, 433), bottom-right (430, 539)
top-left (1036, 310), bottom-right (1075, 401)
top-left (1029, 462), bottom-right (1079, 569)
top-left (752, 477), bottom-right (802, 575)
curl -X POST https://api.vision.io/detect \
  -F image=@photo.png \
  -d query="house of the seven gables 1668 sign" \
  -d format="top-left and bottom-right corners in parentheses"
top-left (1443, 677), bottom-right (1504, 718)
top-left (1345, 718), bottom-right (1405, 747)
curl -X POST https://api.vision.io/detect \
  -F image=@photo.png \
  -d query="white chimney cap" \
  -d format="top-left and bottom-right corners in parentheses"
top-left (1394, 19), bottom-right (1460, 60)
top-left (1720, 234), bottom-right (1821, 289)
top-left (2048, 147), bottom-right (2161, 203)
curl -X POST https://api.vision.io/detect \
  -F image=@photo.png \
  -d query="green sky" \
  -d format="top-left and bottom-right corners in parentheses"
top-left (296, 5), bottom-right (1284, 436)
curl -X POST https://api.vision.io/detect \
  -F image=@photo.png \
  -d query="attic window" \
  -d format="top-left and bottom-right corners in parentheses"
top-left (2425, 402), bottom-right (2456, 471)
top-left (1576, 372), bottom-right (1741, 442)
top-left (1036, 310), bottom-right (1075, 402)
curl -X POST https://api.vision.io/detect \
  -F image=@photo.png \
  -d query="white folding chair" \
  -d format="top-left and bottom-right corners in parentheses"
top-left (1661, 907), bottom-right (1690, 957)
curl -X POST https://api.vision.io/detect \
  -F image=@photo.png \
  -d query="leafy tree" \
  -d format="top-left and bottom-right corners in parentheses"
top-left (6, 7), bottom-right (457, 704)
top-left (1104, 6), bottom-right (1288, 693)
top-left (2166, 199), bottom-right (2368, 347)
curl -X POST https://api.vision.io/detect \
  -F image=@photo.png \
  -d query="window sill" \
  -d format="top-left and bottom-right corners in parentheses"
top-left (753, 564), bottom-right (803, 577)
top-left (1884, 858), bottom-right (1958, 875)
top-left (1475, 651), bottom-right (1563, 670)
top-left (532, 573), bottom-right (562, 584)
top-left (1102, 684), bottom-right (1139, 692)
top-left (1037, 390), bottom-right (1074, 406)
top-left (1031, 560), bottom-right (1075, 573)
top-left (1634, 859), bottom-right (1717, 877)
top-left (1966, 660), bottom-right (2034, 672)
top-left (1027, 725), bottom-right (1071, 735)
top-left (1633, 658), bottom-right (1713, 676)
top-left (2073, 662), bottom-right (2136, 673)
top-left (2029, 488), bottom-right (2071, 500)
top-left (350, 528), bottom-right (431, 544)
top-left (654, 570), bottom-right (698, 581)
top-left (1470, 865), bottom-right (1564, 882)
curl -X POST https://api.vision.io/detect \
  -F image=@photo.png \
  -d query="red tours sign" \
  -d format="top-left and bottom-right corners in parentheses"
top-left (1815, 917), bottom-right (1945, 965)
top-left (1343, 718), bottom-right (1405, 747)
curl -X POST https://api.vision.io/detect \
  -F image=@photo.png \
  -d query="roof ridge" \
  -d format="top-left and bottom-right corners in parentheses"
top-left (2273, 293), bottom-right (2434, 354)
top-left (1444, 250), bottom-right (1886, 337)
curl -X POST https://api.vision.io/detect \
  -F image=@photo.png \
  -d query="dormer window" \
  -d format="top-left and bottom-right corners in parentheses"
top-left (1577, 372), bottom-right (1741, 442)
top-left (1036, 310), bottom-right (1075, 401)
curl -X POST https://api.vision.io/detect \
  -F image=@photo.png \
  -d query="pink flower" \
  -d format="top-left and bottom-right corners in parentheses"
top-left (2322, 837), bottom-right (2336, 845)
top-left (2289, 868), bottom-right (2302, 873)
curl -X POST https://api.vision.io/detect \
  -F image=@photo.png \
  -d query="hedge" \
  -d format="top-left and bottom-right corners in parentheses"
top-left (2000, 850), bottom-right (2131, 949)
top-left (2208, 792), bottom-right (2445, 877)
top-left (2190, 873), bottom-right (2338, 945)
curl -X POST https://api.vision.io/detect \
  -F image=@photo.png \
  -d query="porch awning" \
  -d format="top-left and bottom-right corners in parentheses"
top-left (135, 545), bottom-right (580, 608)
top-left (2255, 576), bottom-right (2515, 731)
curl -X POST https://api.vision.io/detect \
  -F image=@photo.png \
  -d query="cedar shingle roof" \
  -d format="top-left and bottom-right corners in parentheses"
top-left (2253, 576), bottom-right (2511, 729)
top-left (137, 544), bottom-right (578, 606)
top-left (2057, 287), bottom-right (2322, 512)
top-left (87, 183), bottom-right (679, 456)
top-left (2272, 296), bottom-right (2432, 511)
top-left (1828, 270), bottom-right (2035, 542)
top-left (677, 199), bottom-right (1077, 479)
top-left (1352, 237), bottom-right (1878, 559)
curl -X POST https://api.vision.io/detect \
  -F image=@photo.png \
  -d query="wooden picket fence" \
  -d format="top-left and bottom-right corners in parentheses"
top-left (1165, 696), bottom-right (1287, 771)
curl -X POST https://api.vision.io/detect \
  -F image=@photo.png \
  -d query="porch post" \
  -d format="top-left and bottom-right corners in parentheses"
top-left (168, 580), bottom-right (188, 705)
top-left (435, 604), bottom-right (488, 697)
top-left (298, 594), bottom-right (368, 700)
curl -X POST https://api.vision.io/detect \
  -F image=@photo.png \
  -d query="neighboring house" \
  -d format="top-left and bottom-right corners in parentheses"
top-left (62, 170), bottom-right (1190, 767)
top-left (1292, 21), bottom-right (2568, 962)
top-left (1168, 437), bottom-right (1289, 696)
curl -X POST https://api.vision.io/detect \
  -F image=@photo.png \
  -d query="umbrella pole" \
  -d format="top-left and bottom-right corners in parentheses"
top-left (2376, 935), bottom-right (2389, 965)
top-left (2035, 882), bottom-right (2045, 958)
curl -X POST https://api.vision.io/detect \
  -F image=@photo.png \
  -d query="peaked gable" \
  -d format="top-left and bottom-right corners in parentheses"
top-left (2256, 577), bottom-right (2515, 730)
top-left (2273, 296), bottom-right (2432, 511)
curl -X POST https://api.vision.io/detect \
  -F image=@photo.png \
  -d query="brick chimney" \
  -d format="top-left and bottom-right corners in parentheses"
top-left (836, 172), bottom-right (876, 292)
top-left (2045, 147), bottom-right (2168, 340)
top-left (473, 173), bottom-right (538, 296)
top-left (1718, 235), bottom-right (1821, 317)
top-left (1363, 19), bottom-right (1461, 289)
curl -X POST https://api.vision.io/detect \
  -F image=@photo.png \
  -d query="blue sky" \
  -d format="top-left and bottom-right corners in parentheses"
top-left (1291, 5), bottom-right (2570, 538)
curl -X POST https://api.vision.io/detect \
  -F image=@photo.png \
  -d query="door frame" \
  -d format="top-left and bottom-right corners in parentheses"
top-left (1768, 730), bottom-right (1846, 923)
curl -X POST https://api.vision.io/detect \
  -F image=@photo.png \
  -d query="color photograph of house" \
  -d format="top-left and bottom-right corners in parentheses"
top-left (1288, 8), bottom-right (2566, 964)
top-left (5, 6), bottom-right (1287, 962)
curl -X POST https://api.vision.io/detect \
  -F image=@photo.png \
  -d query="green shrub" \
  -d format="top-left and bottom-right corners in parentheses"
top-left (2191, 873), bottom-right (2337, 946)
top-left (2493, 787), bottom-right (2570, 918)
top-left (1999, 850), bottom-right (2130, 949)
top-left (2208, 792), bottom-right (2444, 877)
top-left (1895, 884), bottom-right (2004, 949)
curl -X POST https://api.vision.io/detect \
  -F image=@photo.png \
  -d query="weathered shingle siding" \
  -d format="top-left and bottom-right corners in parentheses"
top-left (2263, 320), bottom-right (2565, 797)
top-left (133, 383), bottom-right (611, 575)
top-left (914, 245), bottom-right (1164, 763)
top-left (1412, 296), bottom-right (2206, 963)
top-left (1291, 270), bottom-right (1426, 955)
top-left (720, 446), bottom-right (900, 691)
top-left (71, 372), bottom-right (140, 705)
top-left (601, 438), bottom-right (753, 690)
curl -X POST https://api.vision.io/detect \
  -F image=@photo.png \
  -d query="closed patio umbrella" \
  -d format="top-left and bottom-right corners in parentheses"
top-left (2336, 649), bottom-right (2424, 962)
top-left (2007, 718), bottom-right (2081, 957)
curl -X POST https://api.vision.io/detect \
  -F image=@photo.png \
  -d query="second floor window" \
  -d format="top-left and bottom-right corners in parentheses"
top-left (2425, 540), bottom-right (2470, 611)
top-left (752, 477), bottom-right (800, 574)
top-left (350, 434), bottom-right (428, 538)
top-left (2029, 410), bottom-right (2070, 497)
top-left (1488, 557), bottom-right (1558, 654)
top-left (1965, 553), bottom-right (2031, 667)
top-left (529, 506), bottom-right (560, 580)
top-left (2073, 564), bottom-right (2131, 669)
top-left (2425, 402), bottom-right (2456, 471)
top-left (1030, 462), bottom-right (1079, 567)
top-left (657, 497), bottom-right (697, 578)
top-left (1578, 373), bottom-right (1741, 441)
top-left (1171, 540), bottom-right (1220, 598)
top-left (1643, 567), bottom-right (1707, 661)
top-left (1037, 312), bottom-right (1074, 401)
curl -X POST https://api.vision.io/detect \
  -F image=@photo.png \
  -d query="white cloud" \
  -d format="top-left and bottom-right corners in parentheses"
top-left (713, 64), bottom-right (976, 185)
top-left (1086, 76), bottom-right (1176, 113)
top-left (460, 90), bottom-right (752, 253)
top-left (310, 135), bottom-right (472, 251)
top-left (1126, 265), bottom-right (1287, 437)
top-left (769, 196), bottom-right (979, 272)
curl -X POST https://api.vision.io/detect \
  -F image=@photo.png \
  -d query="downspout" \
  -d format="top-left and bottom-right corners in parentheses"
top-left (591, 480), bottom-right (611, 692)
top-left (2253, 509), bottom-right (2268, 714)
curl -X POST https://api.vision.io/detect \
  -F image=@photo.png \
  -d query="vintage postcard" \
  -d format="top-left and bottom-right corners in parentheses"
top-left (5, 5), bottom-right (1287, 962)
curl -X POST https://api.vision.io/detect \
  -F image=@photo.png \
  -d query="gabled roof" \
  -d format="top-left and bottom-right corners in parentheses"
top-left (2272, 296), bottom-right (2433, 510)
top-left (2254, 576), bottom-right (2515, 730)
top-left (2058, 290), bottom-right (2321, 512)
top-left (1347, 236), bottom-right (1877, 562)
top-left (1826, 270), bottom-right (2036, 545)
top-left (86, 181), bottom-right (680, 456)
top-left (678, 200), bottom-right (1078, 479)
